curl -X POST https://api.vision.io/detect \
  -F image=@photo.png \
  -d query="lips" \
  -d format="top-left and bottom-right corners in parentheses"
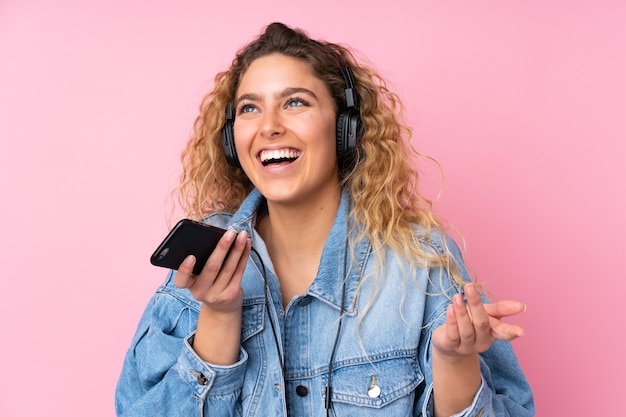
top-left (259, 148), bottom-right (301, 166)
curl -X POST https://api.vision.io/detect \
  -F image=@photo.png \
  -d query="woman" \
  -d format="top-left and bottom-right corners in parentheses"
top-left (116, 22), bottom-right (534, 416)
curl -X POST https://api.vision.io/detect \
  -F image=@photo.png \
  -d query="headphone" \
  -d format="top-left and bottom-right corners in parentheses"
top-left (220, 55), bottom-right (362, 172)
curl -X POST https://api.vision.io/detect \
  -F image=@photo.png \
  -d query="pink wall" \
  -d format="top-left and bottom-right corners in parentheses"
top-left (1, 1), bottom-right (624, 415)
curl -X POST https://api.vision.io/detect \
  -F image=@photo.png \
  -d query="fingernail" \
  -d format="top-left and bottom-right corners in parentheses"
top-left (465, 283), bottom-right (477, 297)
top-left (446, 304), bottom-right (455, 317)
top-left (183, 255), bottom-right (195, 266)
top-left (224, 230), bottom-right (236, 242)
top-left (453, 293), bottom-right (464, 306)
top-left (522, 303), bottom-right (527, 313)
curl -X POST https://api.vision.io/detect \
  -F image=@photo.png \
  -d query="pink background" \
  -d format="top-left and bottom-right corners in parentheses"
top-left (1, 0), bottom-right (624, 415)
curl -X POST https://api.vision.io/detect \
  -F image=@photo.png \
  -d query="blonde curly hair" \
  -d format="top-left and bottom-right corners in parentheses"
top-left (175, 22), bottom-right (464, 287)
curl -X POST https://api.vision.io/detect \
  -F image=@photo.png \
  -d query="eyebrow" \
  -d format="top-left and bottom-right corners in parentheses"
top-left (235, 87), bottom-right (318, 105)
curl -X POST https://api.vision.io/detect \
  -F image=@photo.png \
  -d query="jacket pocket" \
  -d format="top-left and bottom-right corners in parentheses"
top-left (323, 353), bottom-right (423, 415)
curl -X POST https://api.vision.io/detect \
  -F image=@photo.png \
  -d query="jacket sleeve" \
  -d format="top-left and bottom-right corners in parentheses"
top-left (417, 323), bottom-right (535, 417)
top-left (414, 235), bottom-right (535, 417)
top-left (115, 273), bottom-right (247, 417)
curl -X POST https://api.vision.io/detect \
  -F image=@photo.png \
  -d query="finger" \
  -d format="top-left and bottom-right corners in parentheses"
top-left (190, 230), bottom-right (239, 295)
top-left (483, 300), bottom-right (527, 319)
top-left (173, 255), bottom-right (197, 289)
top-left (443, 303), bottom-right (460, 349)
top-left (464, 283), bottom-right (492, 349)
top-left (231, 236), bottom-right (252, 286)
top-left (218, 236), bottom-right (251, 301)
top-left (488, 316), bottom-right (527, 340)
top-left (199, 230), bottom-right (239, 278)
top-left (451, 292), bottom-right (476, 351)
top-left (209, 231), bottom-right (250, 294)
top-left (194, 232), bottom-right (250, 309)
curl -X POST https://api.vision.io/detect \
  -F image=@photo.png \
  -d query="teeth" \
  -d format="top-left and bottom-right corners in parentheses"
top-left (260, 149), bottom-right (301, 163)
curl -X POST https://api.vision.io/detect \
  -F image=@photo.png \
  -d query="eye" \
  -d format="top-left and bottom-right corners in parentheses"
top-left (238, 103), bottom-right (257, 114)
top-left (286, 97), bottom-right (309, 108)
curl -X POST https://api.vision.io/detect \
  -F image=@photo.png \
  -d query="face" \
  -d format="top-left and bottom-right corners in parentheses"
top-left (233, 53), bottom-right (339, 207)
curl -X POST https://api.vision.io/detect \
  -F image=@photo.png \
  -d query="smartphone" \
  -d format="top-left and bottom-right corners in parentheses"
top-left (150, 219), bottom-right (228, 275)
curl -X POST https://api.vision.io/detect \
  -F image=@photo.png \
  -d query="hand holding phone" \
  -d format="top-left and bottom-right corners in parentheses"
top-left (175, 227), bottom-right (251, 366)
top-left (158, 222), bottom-right (251, 366)
top-left (150, 219), bottom-right (229, 275)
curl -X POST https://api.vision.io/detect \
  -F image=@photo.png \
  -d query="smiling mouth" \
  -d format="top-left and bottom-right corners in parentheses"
top-left (259, 149), bottom-right (301, 166)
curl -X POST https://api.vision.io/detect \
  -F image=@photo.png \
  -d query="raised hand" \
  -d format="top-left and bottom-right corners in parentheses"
top-left (430, 283), bottom-right (527, 416)
top-left (173, 229), bottom-right (251, 313)
top-left (433, 283), bottom-right (526, 358)
top-left (173, 229), bottom-right (251, 365)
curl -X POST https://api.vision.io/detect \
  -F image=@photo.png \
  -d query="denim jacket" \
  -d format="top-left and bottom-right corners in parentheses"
top-left (116, 189), bottom-right (534, 416)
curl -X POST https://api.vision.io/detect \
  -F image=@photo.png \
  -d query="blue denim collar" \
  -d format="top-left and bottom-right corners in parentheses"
top-left (227, 188), bottom-right (372, 316)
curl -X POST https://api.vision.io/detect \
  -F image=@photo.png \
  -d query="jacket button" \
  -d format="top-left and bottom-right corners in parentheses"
top-left (295, 385), bottom-right (309, 397)
top-left (190, 369), bottom-right (207, 386)
top-left (297, 296), bottom-right (312, 306)
top-left (367, 376), bottom-right (381, 398)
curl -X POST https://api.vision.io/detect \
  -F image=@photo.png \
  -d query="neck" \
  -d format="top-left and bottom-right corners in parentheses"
top-left (255, 186), bottom-right (341, 305)
top-left (260, 186), bottom-right (341, 256)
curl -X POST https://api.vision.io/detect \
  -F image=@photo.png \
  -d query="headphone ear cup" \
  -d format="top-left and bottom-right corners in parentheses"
top-left (221, 105), bottom-right (240, 168)
top-left (336, 109), bottom-right (361, 170)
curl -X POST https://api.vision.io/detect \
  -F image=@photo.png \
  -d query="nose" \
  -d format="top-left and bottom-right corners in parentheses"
top-left (259, 108), bottom-right (285, 138)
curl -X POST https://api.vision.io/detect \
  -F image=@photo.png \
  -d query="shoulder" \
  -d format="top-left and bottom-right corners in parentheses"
top-left (410, 227), bottom-right (479, 322)
top-left (411, 226), bottom-right (464, 261)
